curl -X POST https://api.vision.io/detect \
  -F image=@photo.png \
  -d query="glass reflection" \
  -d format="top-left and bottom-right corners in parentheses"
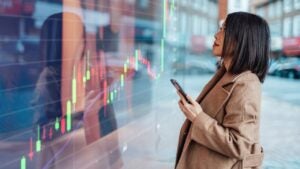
top-left (1, 0), bottom-right (300, 168)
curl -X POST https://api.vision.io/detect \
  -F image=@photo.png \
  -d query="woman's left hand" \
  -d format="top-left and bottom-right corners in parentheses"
top-left (177, 91), bottom-right (204, 122)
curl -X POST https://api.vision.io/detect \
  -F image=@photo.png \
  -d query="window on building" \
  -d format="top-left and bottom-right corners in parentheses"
top-left (197, 16), bottom-right (201, 35)
top-left (283, 0), bottom-right (293, 13)
top-left (201, 17), bottom-right (208, 36)
top-left (283, 17), bottom-right (293, 37)
top-left (293, 15), bottom-right (300, 36)
top-left (195, 0), bottom-right (200, 9)
top-left (202, 0), bottom-right (208, 13)
top-left (199, 0), bottom-right (204, 11)
top-left (188, 14), bottom-right (193, 36)
top-left (192, 15), bottom-right (197, 35)
top-left (197, 17), bottom-right (201, 36)
top-left (180, 12), bottom-right (187, 34)
top-left (275, 1), bottom-right (282, 17)
top-left (295, 0), bottom-right (300, 9)
top-left (208, 1), bottom-right (218, 18)
top-left (270, 21), bottom-right (281, 36)
top-left (269, 3), bottom-right (275, 18)
top-left (256, 7), bottom-right (265, 17)
top-left (209, 21), bottom-right (217, 35)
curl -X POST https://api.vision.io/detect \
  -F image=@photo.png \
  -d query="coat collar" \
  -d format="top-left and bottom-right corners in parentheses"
top-left (196, 64), bottom-right (251, 103)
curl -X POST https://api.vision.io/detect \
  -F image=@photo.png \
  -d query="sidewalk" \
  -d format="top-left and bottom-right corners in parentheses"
top-left (261, 95), bottom-right (300, 169)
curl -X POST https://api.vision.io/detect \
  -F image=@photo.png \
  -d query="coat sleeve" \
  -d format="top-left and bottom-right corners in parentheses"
top-left (190, 80), bottom-right (261, 160)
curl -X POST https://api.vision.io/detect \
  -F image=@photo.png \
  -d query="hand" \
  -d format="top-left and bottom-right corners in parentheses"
top-left (177, 91), bottom-right (204, 122)
top-left (83, 90), bottom-right (101, 143)
top-left (84, 90), bottom-right (102, 115)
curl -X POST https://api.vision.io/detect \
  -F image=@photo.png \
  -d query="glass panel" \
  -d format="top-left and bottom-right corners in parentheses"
top-left (0, 1), bottom-right (299, 169)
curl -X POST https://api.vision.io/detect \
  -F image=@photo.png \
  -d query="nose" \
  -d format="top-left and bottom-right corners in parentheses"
top-left (214, 33), bottom-right (218, 40)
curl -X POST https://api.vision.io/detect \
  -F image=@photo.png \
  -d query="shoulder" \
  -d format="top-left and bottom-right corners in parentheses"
top-left (231, 71), bottom-right (262, 97)
top-left (226, 71), bottom-right (262, 112)
top-left (235, 71), bottom-right (261, 86)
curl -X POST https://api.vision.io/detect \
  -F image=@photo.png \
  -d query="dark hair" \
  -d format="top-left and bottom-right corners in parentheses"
top-left (40, 12), bottom-right (86, 68)
top-left (222, 12), bottom-right (270, 83)
top-left (40, 13), bottom-right (63, 68)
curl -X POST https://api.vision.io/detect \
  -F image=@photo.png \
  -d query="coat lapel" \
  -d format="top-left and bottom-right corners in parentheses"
top-left (196, 65), bottom-right (227, 103)
top-left (182, 66), bottom-right (226, 132)
top-left (201, 67), bottom-right (252, 118)
top-left (179, 65), bottom-right (227, 136)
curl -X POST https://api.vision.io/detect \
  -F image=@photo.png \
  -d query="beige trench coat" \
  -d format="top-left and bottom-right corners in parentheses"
top-left (175, 65), bottom-right (264, 169)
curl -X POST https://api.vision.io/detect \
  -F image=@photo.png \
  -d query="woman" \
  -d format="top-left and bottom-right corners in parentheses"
top-left (175, 12), bottom-right (270, 169)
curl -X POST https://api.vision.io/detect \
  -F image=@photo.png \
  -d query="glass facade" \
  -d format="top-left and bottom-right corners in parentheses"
top-left (0, 0), bottom-right (218, 168)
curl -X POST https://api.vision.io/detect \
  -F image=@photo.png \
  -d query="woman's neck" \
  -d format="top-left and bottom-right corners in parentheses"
top-left (223, 57), bottom-right (231, 71)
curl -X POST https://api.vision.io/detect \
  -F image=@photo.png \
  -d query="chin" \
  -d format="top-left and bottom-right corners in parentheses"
top-left (212, 51), bottom-right (221, 57)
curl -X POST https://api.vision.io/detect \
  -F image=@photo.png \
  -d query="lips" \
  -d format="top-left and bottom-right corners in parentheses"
top-left (213, 42), bottom-right (220, 47)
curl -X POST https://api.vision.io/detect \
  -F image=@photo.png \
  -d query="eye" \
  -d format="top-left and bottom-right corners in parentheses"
top-left (218, 26), bottom-right (225, 32)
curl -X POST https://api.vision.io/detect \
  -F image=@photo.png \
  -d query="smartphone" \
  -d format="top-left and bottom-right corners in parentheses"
top-left (170, 79), bottom-right (191, 104)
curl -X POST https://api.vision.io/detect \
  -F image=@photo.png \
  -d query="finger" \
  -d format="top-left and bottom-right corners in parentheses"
top-left (177, 91), bottom-right (188, 105)
top-left (179, 107), bottom-right (188, 118)
top-left (86, 90), bottom-right (96, 100)
top-left (178, 100), bottom-right (187, 112)
top-left (178, 100), bottom-right (184, 109)
top-left (179, 99), bottom-right (193, 112)
top-left (85, 90), bottom-right (101, 109)
top-left (187, 96), bottom-right (203, 113)
top-left (179, 102), bottom-right (190, 118)
top-left (178, 101), bottom-right (184, 112)
top-left (176, 91), bottom-right (184, 100)
top-left (187, 95), bottom-right (197, 105)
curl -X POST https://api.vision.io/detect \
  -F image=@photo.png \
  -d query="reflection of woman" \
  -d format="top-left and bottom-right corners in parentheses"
top-left (175, 12), bottom-right (270, 169)
top-left (33, 11), bottom-right (123, 168)
top-left (33, 13), bottom-right (64, 126)
top-left (33, 12), bottom-right (86, 130)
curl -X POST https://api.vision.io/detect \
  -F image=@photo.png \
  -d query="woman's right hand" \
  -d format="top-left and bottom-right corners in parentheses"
top-left (83, 90), bottom-right (101, 144)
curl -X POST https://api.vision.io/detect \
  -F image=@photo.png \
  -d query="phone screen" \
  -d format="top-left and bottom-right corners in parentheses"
top-left (170, 79), bottom-right (191, 104)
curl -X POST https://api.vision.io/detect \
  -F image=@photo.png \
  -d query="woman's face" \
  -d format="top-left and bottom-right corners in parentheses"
top-left (212, 23), bottom-right (225, 57)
